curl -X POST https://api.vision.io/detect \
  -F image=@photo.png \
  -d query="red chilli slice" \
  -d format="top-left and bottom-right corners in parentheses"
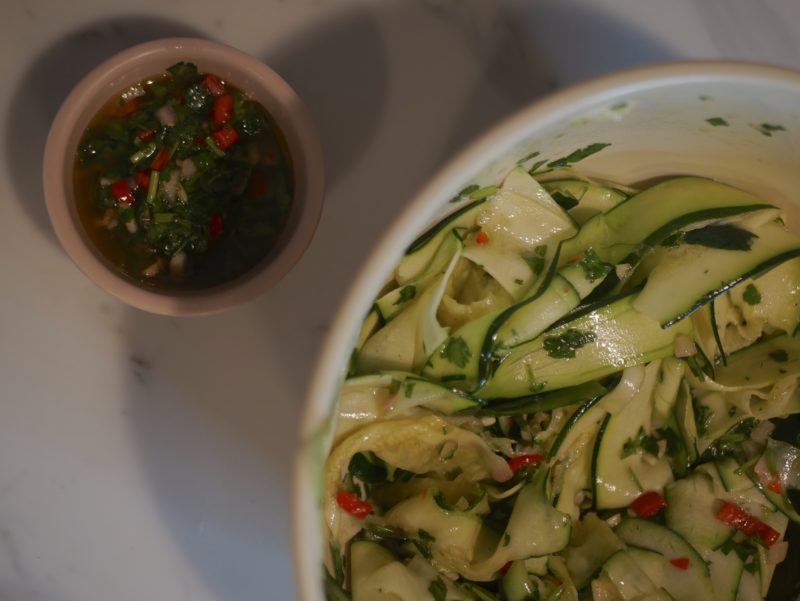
top-left (336, 490), bottom-right (372, 520)
top-left (630, 491), bottom-right (667, 518)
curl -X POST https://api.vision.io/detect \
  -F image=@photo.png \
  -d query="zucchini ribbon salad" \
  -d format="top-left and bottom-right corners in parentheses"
top-left (323, 145), bottom-right (800, 601)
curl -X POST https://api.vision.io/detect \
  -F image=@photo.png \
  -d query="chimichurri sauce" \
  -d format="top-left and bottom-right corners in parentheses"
top-left (74, 62), bottom-right (293, 289)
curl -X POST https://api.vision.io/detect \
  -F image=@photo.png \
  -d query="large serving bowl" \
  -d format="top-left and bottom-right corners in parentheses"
top-left (294, 61), bottom-right (800, 601)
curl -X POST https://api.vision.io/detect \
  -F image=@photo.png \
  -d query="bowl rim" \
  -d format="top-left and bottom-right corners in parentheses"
top-left (292, 59), bottom-right (800, 601)
top-left (43, 37), bottom-right (325, 315)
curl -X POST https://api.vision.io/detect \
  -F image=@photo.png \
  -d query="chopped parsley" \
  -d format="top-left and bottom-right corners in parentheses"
top-left (577, 248), bottom-right (611, 282)
top-left (548, 143), bottom-right (611, 168)
top-left (428, 577), bottom-right (447, 601)
top-left (769, 349), bottom-right (789, 363)
top-left (706, 117), bottom-right (729, 127)
top-left (440, 336), bottom-right (472, 368)
top-left (348, 452), bottom-right (388, 485)
top-left (412, 539), bottom-right (432, 560)
top-left (418, 529), bottom-right (436, 542)
top-left (403, 380), bottom-right (417, 397)
top-left (395, 285), bottom-right (416, 305)
top-left (622, 426), bottom-right (659, 458)
top-left (543, 328), bottom-right (597, 359)
top-left (684, 223), bottom-right (757, 251)
top-left (503, 532), bottom-right (512, 547)
top-left (742, 283), bottom-right (761, 305)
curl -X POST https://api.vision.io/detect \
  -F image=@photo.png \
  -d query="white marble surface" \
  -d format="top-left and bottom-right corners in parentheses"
top-left (1, 1), bottom-right (799, 600)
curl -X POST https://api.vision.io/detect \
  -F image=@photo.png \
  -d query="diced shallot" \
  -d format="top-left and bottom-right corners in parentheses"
top-left (155, 104), bottom-right (177, 127)
top-left (142, 261), bottom-right (161, 278)
top-left (170, 251), bottom-right (187, 276)
top-left (180, 158), bottom-right (197, 180)
top-left (125, 220), bottom-right (137, 234)
top-left (162, 169), bottom-right (180, 204)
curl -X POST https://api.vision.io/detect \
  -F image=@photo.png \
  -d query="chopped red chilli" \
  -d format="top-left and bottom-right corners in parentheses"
top-left (213, 94), bottom-right (234, 125)
top-left (669, 557), bottom-right (690, 570)
top-left (715, 501), bottom-right (780, 546)
top-left (150, 146), bottom-right (172, 171)
top-left (336, 490), bottom-right (372, 519)
top-left (135, 171), bottom-right (150, 190)
top-left (507, 454), bottom-right (545, 474)
top-left (630, 491), bottom-right (668, 518)
top-left (201, 73), bottom-right (226, 96)
top-left (212, 126), bottom-right (240, 150)
top-left (208, 213), bottom-right (224, 239)
top-left (476, 230), bottom-right (490, 245)
top-left (110, 180), bottom-right (135, 206)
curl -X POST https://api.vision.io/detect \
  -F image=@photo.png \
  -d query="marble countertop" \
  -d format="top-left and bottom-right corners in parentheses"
top-left (1, 1), bottom-right (799, 599)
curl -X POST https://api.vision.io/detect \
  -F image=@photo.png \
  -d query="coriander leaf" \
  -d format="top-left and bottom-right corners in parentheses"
top-left (403, 380), bottom-right (416, 397)
top-left (548, 142), bottom-right (611, 168)
top-left (418, 529), bottom-right (436, 542)
top-left (525, 245), bottom-right (548, 276)
top-left (769, 349), bottom-right (789, 362)
top-left (577, 248), bottom-right (611, 282)
top-left (394, 285), bottom-right (416, 305)
top-left (742, 283), bottom-right (761, 305)
top-left (706, 117), bottom-right (729, 127)
top-left (684, 224), bottom-right (757, 251)
top-left (429, 578), bottom-right (448, 601)
top-left (622, 426), bottom-right (659, 458)
top-left (503, 533), bottom-right (511, 547)
top-left (440, 336), bottom-right (472, 368)
top-left (543, 329), bottom-right (596, 359)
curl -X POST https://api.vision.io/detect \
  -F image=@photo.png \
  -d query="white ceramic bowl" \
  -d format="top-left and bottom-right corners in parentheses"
top-left (43, 38), bottom-right (324, 315)
top-left (294, 61), bottom-right (800, 601)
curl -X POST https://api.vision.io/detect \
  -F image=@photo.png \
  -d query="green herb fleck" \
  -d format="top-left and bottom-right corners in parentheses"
top-left (440, 336), bottom-right (472, 368)
top-left (547, 143), bottom-right (611, 168)
top-left (700, 95), bottom-right (713, 101)
top-left (577, 248), bottom-right (611, 282)
top-left (503, 533), bottom-right (511, 547)
top-left (412, 539), bottom-right (432, 560)
top-left (429, 577), bottom-right (447, 601)
top-left (331, 544), bottom-right (346, 586)
top-left (751, 123), bottom-right (786, 137)
top-left (348, 452), bottom-right (388, 484)
top-left (450, 184), bottom-right (479, 203)
top-left (684, 223), bottom-right (757, 251)
top-left (660, 232), bottom-right (683, 248)
top-left (769, 349), bottom-right (789, 363)
top-left (706, 117), bottom-right (729, 127)
top-left (514, 278), bottom-right (524, 285)
top-left (543, 328), bottom-right (596, 359)
top-left (622, 426), bottom-right (659, 458)
top-left (418, 529), bottom-right (436, 542)
top-left (551, 191), bottom-right (579, 211)
top-left (525, 245), bottom-right (548, 276)
top-left (395, 285), bottom-right (416, 305)
top-left (403, 380), bottom-right (417, 398)
top-left (693, 399), bottom-right (714, 436)
top-left (528, 159), bottom-right (549, 174)
top-left (517, 150), bottom-right (540, 164)
top-left (611, 102), bottom-right (628, 111)
top-left (742, 283), bottom-right (761, 305)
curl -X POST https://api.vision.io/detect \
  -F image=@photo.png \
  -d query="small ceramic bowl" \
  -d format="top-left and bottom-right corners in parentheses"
top-left (294, 61), bottom-right (800, 601)
top-left (43, 37), bottom-right (324, 315)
